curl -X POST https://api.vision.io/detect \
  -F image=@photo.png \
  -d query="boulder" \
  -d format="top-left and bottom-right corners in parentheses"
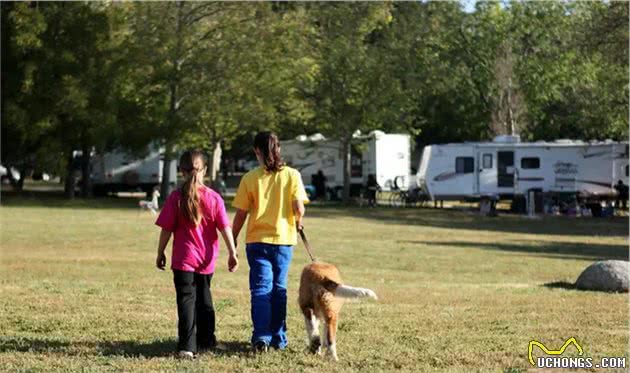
top-left (576, 260), bottom-right (629, 292)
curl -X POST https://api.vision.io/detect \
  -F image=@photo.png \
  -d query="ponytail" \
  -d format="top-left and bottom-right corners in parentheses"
top-left (254, 131), bottom-right (284, 172)
top-left (178, 150), bottom-right (206, 226)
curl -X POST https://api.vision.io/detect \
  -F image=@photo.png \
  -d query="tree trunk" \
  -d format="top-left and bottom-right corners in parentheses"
top-left (11, 165), bottom-right (26, 193)
top-left (15, 174), bottom-right (25, 192)
top-left (209, 140), bottom-right (222, 183)
top-left (160, 144), bottom-right (174, 199)
top-left (507, 77), bottom-right (515, 135)
top-left (80, 143), bottom-right (92, 198)
top-left (159, 2), bottom-right (184, 200)
top-left (161, 76), bottom-right (177, 199)
top-left (341, 139), bottom-right (352, 203)
top-left (64, 152), bottom-right (75, 199)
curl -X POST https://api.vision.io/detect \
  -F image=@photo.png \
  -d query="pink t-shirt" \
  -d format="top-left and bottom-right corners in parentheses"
top-left (155, 186), bottom-right (230, 274)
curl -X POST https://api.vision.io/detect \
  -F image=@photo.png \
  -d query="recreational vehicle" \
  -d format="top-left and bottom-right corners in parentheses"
top-left (91, 145), bottom-right (177, 197)
top-left (281, 131), bottom-right (411, 198)
top-left (417, 136), bottom-right (629, 201)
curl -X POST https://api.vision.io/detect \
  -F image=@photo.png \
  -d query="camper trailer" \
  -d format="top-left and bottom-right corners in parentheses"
top-left (281, 131), bottom-right (411, 198)
top-left (91, 145), bottom-right (178, 197)
top-left (417, 136), bottom-right (629, 201)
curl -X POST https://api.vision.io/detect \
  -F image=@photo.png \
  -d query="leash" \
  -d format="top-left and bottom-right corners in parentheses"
top-left (297, 227), bottom-right (316, 262)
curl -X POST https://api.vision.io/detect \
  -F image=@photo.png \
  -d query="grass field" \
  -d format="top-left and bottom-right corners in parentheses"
top-left (1, 193), bottom-right (628, 372)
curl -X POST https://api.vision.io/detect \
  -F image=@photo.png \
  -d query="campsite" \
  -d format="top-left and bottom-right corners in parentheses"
top-left (2, 1), bottom-right (628, 372)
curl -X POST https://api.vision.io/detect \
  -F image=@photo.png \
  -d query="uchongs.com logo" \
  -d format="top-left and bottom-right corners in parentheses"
top-left (528, 337), bottom-right (627, 369)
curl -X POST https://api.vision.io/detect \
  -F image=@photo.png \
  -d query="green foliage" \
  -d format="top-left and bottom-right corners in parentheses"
top-left (2, 1), bottom-right (627, 195)
top-left (508, 1), bottom-right (628, 140)
top-left (307, 3), bottom-right (401, 139)
top-left (2, 2), bottom-right (119, 181)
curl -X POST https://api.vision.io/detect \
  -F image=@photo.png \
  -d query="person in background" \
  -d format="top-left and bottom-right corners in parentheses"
top-left (314, 169), bottom-right (327, 200)
top-left (614, 180), bottom-right (628, 210)
top-left (231, 131), bottom-right (310, 353)
top-left (366, 174), bottom-right (380, 207)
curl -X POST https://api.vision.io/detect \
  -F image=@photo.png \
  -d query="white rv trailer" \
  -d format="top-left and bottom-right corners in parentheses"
top-left (281, 131), bottom-right (411, 197)
top-left (91, 145), bottom-right (177, 196)
top-left (417, 136), bottom-right (629, 201)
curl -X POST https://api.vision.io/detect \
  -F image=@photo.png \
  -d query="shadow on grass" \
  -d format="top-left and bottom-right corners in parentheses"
top-left (0, 336), bottom-right (173, 357)
top-left (212, 341), bottom-right (252, 357)
top-left (306, 204), bottom-right (628, 237)
top-left (1, 190), bottom-right (140, 210)
top-left (0, 336), bottom-right (71, 353)
top-left (101, 339), bottom-right (254, 358)
top-left (543, 281), bottom-right (577, 290)
top-left (3, 189), bottom-right (628, 238)
top-left (401, 240), bottom-right (629, 261)
top-left (99, 339), bottom-right (176, 358)
top-left (0, 336), bottom-right (253, 359)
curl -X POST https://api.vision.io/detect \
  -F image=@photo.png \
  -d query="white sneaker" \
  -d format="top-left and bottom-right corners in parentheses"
top-left (177, 350), bottom-right (195, 359)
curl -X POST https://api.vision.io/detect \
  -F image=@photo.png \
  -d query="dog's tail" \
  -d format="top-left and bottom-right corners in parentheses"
top-left (334, 284), bottom-right (378, 300)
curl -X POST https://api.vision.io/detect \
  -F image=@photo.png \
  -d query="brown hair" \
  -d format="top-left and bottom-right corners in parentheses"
top-left (178, 149), bottom-right (206, 226)
top-left (254, 131), bottom-right (284, 172)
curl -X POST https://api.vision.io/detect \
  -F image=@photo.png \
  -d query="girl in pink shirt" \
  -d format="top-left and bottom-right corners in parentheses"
top-left (155, 149), bottom-right (239, 359)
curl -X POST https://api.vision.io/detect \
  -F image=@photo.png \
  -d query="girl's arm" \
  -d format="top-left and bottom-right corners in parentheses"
top-left (232, 208), bottom-right (248, 244)
top-left (293, 200), bottom-right (305, 229)
top-left (156, 229), bottom-right (172, 270)
top-left (220, 227), bottom-right (239, 272)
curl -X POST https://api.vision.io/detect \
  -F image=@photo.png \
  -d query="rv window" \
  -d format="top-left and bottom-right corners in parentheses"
top-left (455, 157), bottom-right (474, 174)
top-left (482, 154), bottom-right (493, 169)
top-left (521, 157), bottom-right (540, 169)
top-left (626, 165), bottom-right (629, 177)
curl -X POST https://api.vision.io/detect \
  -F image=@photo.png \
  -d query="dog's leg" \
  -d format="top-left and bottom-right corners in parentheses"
top-left (324, 314), bottom-right (338, 361)
top-left (302, 307), bottom-right (321, 354)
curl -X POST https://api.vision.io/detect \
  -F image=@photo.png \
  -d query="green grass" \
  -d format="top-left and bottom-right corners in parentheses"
top-left (1, 194), bottom-right (628, 372)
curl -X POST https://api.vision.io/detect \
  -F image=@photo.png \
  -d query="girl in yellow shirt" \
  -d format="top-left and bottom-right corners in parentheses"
top-left (232, 131), bottom-right (309, 352)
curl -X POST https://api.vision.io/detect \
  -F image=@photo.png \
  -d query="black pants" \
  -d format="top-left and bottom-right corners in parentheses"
top-left (173, 270), bottom-right (216, 353)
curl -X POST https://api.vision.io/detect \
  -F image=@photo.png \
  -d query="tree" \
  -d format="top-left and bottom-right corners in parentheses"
top-left (382, 2), bottom-right (496, 148)
top-left (2, 2), bottom-right (49, 192)
top-left (2, 2), bottom-right (118, 197)
top-left (181, 3), bottom-right (316, 188)
top-left (505, 1), bottom-right (629, 141)
top-left (307, 3), bottom-right (404, 201)
top-left (123, 2), bottom-right (280, 196)
top-left (489, 41), bottom-right (528, 136)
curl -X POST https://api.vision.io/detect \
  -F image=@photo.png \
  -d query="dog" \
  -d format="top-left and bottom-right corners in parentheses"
top-left (138, 189), bottom-right (160, 215)
top-left (298, 262), bottom-right (377, 361)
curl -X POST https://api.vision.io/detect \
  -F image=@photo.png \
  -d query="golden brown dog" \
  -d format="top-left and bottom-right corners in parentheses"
top-left (298, 262), bottom-right (377, 361)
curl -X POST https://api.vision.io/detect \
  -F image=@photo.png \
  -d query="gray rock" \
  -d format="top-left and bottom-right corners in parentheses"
top-left (576, 260), bottom-right (629, 292)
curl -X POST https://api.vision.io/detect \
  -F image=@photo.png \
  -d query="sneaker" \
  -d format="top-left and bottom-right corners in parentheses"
top-left (271, 343), bottom-right (288, 351)
top-left (198, 340), bottom-right (218, 353)
top-left (253, 341), bottom-right (269, 353)
top-left (177, 350), bottom-right (195, 359)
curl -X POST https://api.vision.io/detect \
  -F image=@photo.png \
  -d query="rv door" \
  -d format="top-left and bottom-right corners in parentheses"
top-left (477, 150), bottom-right (497, 196)
top-left (497, 151), bottom-right (515, 188)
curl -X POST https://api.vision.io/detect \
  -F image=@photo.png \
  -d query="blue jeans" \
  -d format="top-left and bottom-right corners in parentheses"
top-left (246, 243), bottom-right (293, 349)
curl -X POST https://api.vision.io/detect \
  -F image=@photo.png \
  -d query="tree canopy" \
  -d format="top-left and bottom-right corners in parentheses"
top-left (2, 1), bottom-right (627, 198)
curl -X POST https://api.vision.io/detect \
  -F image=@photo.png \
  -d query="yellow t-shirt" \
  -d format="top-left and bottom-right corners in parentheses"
top-left (232, 166), bottom-right (309, 245)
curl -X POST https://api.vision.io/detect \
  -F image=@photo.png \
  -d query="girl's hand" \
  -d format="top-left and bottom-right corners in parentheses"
top-left (228, 254), bottom-right (239, 273)
top-left (156, 252), bottom-right (166, 270)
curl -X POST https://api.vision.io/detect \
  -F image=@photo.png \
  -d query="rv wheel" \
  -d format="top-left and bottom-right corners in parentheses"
top-left (93, 185), bottom-right (108, 197)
